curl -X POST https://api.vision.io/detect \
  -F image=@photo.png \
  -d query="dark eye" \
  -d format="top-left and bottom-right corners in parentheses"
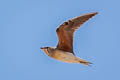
top-left (56, 28), bottom-right (59, 32)
top-left (45, 47), bottom-right (49, 49)
top-left (64, 22), bottom-right (68, 25)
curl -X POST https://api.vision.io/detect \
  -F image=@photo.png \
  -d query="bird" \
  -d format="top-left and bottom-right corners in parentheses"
top-left (41, 12), bottom-right (98, 66)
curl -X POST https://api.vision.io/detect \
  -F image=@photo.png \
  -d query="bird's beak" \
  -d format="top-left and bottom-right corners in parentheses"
top-left (40, 47), bottom-right (45, 49)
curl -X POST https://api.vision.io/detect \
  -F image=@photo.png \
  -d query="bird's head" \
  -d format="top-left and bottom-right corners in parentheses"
top-left (41, 47), bottom-right (56, 56)
top-left (41, 47), bottom-right (50, 55)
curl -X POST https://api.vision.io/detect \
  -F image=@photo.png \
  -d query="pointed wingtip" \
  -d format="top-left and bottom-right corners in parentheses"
top-left (93, 12), bottom-right (98, 15)
top-left (87, 12), bottom-right (98, 16)
top-left (93, 12), bottom-right (98, 14)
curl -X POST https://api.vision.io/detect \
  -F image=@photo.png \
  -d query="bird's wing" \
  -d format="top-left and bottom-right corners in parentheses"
top-left (56, 12), bottom-right (98, 54)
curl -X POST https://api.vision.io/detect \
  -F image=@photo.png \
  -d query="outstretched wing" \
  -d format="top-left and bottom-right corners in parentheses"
top-left (56, 12), bottom-right (98, 54)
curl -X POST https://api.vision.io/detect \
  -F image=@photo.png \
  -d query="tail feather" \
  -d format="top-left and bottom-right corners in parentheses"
top-left (77, 58), bottom-right (93, 66)
top-left (79, 61), bottom-right (93, 66)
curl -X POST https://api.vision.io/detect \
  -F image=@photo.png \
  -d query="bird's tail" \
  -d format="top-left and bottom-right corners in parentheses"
top-left (77, 57), bottom-right (93, 66)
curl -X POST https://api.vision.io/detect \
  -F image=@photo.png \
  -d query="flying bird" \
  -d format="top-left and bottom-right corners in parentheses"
top-left (41, 12), bottom-right (98, 66)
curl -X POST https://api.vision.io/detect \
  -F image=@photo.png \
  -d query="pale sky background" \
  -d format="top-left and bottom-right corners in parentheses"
top-left (0, 0), bottom-right (120, 80)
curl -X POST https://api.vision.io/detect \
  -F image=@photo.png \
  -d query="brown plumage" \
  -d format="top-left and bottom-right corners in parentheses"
top-left (41, 12), bottom-right (98, 66)
top-left (56, 12), bottom-right (98, 54)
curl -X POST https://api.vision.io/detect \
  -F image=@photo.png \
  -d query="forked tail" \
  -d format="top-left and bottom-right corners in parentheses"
top-left (77, 58), bottom-right (93, 66)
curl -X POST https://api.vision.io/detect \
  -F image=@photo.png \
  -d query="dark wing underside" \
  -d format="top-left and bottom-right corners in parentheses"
top-left (56, 12), bottom-right (98, 54)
